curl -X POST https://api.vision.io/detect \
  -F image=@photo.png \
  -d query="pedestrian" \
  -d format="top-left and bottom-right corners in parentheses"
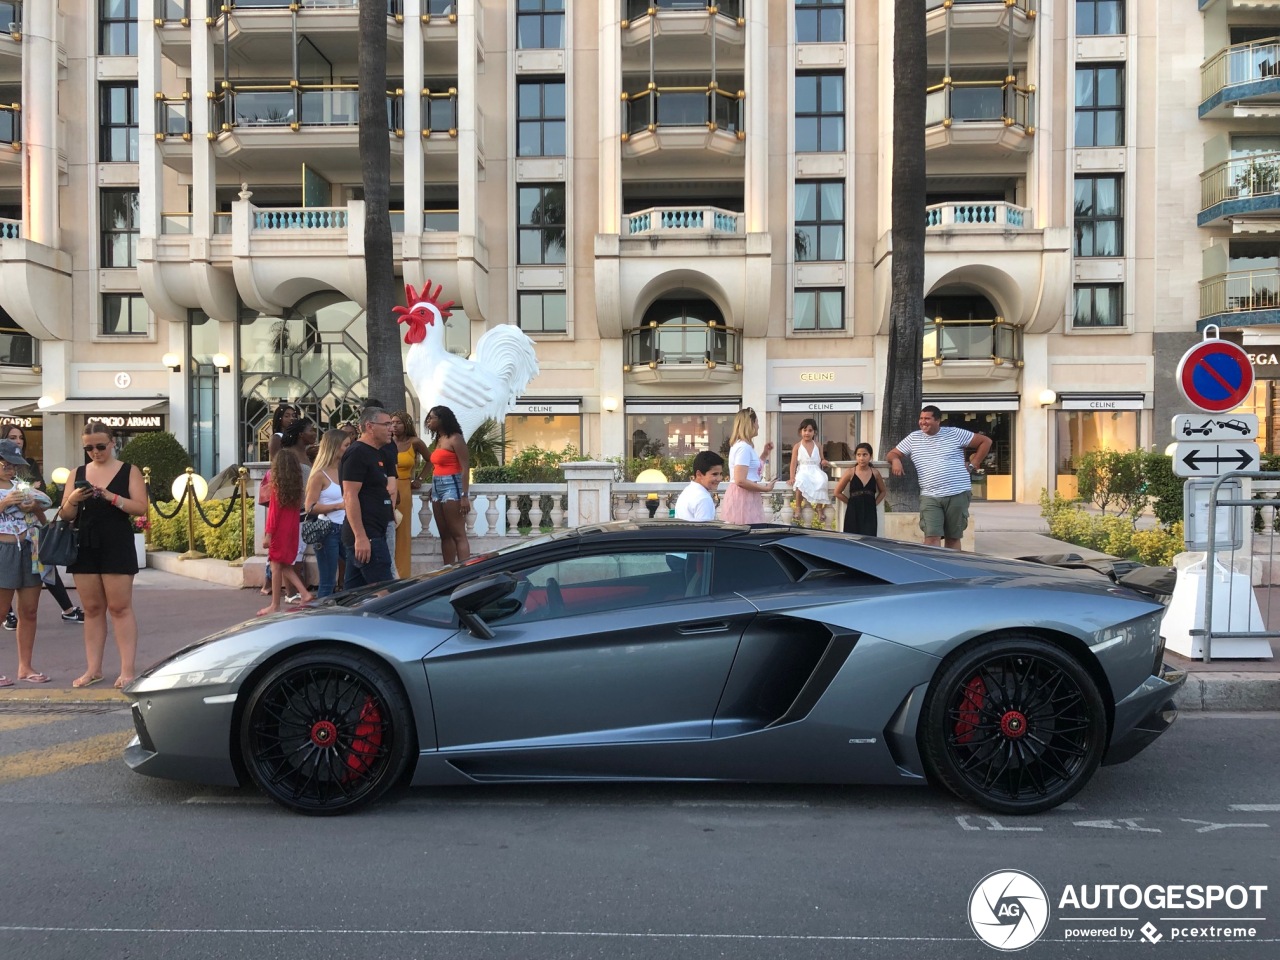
top-left (391, 410), bottom-right (431, 578)
top-left (266, 402), bottom-right (298, 459)
top-left (2, 425), bottom-right (83, 626)
top-left (834, 442), bottom-right (886, 536)
top-left (674, 451), bottom-right (724, 522)
top-left (61, 420), bottom-right (147, 689)
top-left (303, 429), bottom-right (351, 598)
top-left (788, 417), bottom-right (832, 526)
top-left (721, 407), bottom-right (776, 524)
top-left (340, 406), bottom-right (396, 588)
top-left (885, 405), bottom-right (991, 550)
top-left (279, 417), bottom-right (316, 596)
top-left (424, 406), bottom-right (471, 565)
top-left (258, 450), bottom-right (312, 616)
top-left (0, 438), bottom-right (53, 685)
top-left (362, 399), bottom-right (403, 576)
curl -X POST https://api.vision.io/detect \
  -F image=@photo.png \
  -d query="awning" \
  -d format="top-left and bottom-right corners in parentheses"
top-left (16, 398), bottom-right (169, 416)
top-left (924, 394), bottom-right (1021, 412)
top-left (509, 397), bottom-right (582, 416)
top-left (1057, 393), bottom-right (1146, 411)
top-left (779, 394), bottom-right (863, 412)
top-left (626, 398), bottom-right (742, 415)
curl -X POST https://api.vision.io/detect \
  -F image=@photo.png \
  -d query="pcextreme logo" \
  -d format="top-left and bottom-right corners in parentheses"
top-left (968, 870), bottom-right (1050, 951)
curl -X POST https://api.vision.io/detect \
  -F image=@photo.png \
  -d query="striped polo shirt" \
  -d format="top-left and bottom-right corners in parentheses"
top-left (893, 426), bottom-right (976, 498)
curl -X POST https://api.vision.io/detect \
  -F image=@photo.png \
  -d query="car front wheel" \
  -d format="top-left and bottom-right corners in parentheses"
top-left (240, 647), bottom-right (415, 815)
top-left (920, 638), bottom-right (1108, 815)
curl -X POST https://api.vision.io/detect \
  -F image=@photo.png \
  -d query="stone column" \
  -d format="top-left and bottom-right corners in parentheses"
top-left (562, 461), bottom-right (617, 527)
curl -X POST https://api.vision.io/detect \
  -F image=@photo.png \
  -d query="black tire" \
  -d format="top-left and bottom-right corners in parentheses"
top-left (240, 647), bottom-right (416, 815)
top-left (920, 637), bottom-right (1107, 815)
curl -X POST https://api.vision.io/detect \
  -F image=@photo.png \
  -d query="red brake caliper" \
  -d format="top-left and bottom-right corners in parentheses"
top-left (954, 676), bottom-right (985, 745)
top-left (343, 697), bottom-right (384, 779)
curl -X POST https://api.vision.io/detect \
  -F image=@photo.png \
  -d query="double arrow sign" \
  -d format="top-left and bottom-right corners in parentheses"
top-left (1172, 443), bottom-right (1260, 477)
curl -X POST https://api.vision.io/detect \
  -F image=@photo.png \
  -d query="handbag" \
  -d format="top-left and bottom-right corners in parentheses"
top-left (38, 518), bottom-right (79, 567)
top-left (300, 513), bottom-right (334, 545)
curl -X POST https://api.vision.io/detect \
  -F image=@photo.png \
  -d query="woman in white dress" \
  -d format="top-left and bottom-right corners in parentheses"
top-left (720, 408), bottom-right (776, 524)
top-left (789, 417), bottom-right (831, 525)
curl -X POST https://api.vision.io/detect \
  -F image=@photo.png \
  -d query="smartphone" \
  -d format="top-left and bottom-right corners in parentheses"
top-left (74, 480), bottom-right (93, 491)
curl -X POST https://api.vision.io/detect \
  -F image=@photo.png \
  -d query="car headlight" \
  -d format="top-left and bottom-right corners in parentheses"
top-left (133, 641), bottom-right (262, 692)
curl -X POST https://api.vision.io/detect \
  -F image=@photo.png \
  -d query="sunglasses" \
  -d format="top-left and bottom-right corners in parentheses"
top-left (83, 443), bottom-right (111, 453)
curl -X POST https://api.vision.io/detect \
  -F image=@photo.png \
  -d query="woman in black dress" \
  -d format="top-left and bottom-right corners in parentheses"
top-left (59, 421), bottom-right (148, 689)
top-left (834, 442), bottom-right (886, 536)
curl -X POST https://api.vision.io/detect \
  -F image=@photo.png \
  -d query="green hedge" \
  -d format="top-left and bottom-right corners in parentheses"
top-left (147, 497), bottom-right (253, 561)
top-left (1039, 489), bottom-right (1183, 566)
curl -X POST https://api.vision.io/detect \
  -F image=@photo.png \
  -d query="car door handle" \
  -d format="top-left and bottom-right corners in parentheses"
top-left (676, 621), bottom-right (731, 635)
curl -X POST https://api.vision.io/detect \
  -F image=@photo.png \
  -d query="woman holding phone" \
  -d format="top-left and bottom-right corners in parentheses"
top-left (58, 422), bottom-right (147, 689)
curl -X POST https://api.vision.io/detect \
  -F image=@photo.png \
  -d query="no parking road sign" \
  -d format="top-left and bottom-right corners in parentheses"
top-left (1176, 337), bottom-right (1254, 414)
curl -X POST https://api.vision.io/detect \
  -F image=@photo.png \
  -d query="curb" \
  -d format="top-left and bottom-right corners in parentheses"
top-left (1174, 672), bottom-right (1280, 712)
top-left (0, 687), bottom-right (132, 705)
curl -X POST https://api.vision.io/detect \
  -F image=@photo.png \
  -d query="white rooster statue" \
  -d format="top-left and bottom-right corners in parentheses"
top-left (393, 280), bottom-right (540, 441)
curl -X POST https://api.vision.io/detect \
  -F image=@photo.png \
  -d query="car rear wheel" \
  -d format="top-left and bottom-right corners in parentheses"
top-left (920, 638), bottom-right (1107, 815)
top-left (240, 648), bottom-right (415, 815)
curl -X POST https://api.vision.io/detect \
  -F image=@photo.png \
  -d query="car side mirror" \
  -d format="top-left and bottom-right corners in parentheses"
top-left (449, 572), bottom-right (519, 640)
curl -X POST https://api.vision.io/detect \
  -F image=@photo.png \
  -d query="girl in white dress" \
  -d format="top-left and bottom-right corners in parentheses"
top-left (789, 418), bottom-right (831, 526)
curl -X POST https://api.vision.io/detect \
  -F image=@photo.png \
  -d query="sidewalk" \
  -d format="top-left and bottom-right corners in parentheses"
top-left (1, 503), bottom-right (1275, 708)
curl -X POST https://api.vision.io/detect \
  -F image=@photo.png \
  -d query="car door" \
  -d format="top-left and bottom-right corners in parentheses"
top-left (424, 546), bottom-right (755, 750)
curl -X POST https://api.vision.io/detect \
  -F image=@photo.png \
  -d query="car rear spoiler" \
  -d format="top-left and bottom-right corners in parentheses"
top-left (1017, 553), bottom-right (1177, 602)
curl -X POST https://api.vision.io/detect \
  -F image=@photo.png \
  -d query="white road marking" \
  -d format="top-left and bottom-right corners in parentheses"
top-left (184, 796), bottom-right (269, 805)
top-left (673, 801), bottom-right (810, 809)
top-left (1072, 818), bottom-right (1160, 833)
top-left (1181, 818), bottom-right (1270, 833)
top-left (1229, 804), bottom-right (1280, 812)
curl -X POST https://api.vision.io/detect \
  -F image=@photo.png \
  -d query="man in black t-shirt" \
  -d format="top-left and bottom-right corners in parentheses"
top-left (340, 407), bottom-right (396, 588)
top-left (364, 398), bottom-right (403, 575)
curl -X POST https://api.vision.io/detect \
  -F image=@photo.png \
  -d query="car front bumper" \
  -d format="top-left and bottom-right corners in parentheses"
top-left (1102, 663), bottom-right (1187, 766)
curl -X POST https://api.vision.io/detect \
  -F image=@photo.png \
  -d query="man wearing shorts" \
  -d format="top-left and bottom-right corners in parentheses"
top-left (886, 405), bottom-right (991, 550)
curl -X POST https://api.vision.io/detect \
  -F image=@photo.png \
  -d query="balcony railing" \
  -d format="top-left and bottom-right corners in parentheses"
top-left (925, 80), bottom-right (1034, 129)
top-left (1201, 153), bottom-right (1280, 211)
top-left (622, 85), bottom-right (744, 137)
top-left (0, 217), bottom-right (20, 239)
top-left (2, 1), bottom-right (21, 33)
top-left (923, 318), bottom-right (1022, 365)
top-left (0, 330), bottom-right (38, 368)
top-left (625, 0), bottom-right (743, 20)
top-left (626, 205), bottom-right (743, 236)
top-left (214, 212), bottom-right (232, 234)
top-left (1, 102), bottom-right (19, 145)
top-left (153, 0), bottom-right (188, 21)
top-left (224, 0), bottom-right (403, 11)
top-left (1200, 269), bottom-right (1280, 319)
top-left (1201, 37), bottom-right (1280, 105)
top-left (211, 85), bottom-right (402, 131)
top-left (624, 322), bottom-right (742, 370)
top-left (156, 97), bottom-right (192, 140)
top-left (253, 207), bottom-right (348, 230)
top-left (160, 213), bottom-right (192, 234)
top-left (421, 88), bottom-right (458, 135)
top-left (925, 201), bottom-right (1029, 228)
top-left (386, 209), bottom-right (459, 232)
top-left (925, 0), bottom-right (1035, 11)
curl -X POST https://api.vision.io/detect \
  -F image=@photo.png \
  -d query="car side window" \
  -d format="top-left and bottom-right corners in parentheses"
top-left (485, 549), bottom-right (712, 626)
top-left (399, 593), bottom-right (459, 628)
top-left (710, 546), bottom-right (796, 596)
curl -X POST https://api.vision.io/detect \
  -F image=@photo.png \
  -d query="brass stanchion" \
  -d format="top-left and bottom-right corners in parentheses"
top-left (228, 466), bottom-right (249, 568)
top-left (178, 467), bottom-right (206, 561)
top-left (142, 466), bottom-right (153, 548)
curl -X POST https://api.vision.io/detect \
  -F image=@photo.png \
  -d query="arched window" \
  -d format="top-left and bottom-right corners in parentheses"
top-left (636, 297), bottom-right (730, 365)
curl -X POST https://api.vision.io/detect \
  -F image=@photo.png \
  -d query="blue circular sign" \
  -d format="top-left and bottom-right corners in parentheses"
top-left (1176, 340), bottom-right (1254, 413)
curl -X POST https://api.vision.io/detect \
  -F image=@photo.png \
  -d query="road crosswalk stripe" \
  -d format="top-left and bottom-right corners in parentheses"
top-left (0, 731), bottom-right (131, 786)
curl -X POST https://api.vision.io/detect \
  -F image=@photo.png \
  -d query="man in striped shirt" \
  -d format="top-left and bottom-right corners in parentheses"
top-left (886, 405), bottom-right (992, 550)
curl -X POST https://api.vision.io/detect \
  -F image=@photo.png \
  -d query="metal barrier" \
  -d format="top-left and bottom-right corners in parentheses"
top-left (1201, 470), bottom-right (1280, 661)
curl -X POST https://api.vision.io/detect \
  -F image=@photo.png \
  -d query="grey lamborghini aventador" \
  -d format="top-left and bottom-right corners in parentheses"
top-left (123, 522), bottom-right (1185, 816)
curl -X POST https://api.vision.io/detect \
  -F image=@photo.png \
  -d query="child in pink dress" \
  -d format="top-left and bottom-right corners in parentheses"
top-left (258, 451), bottom-right (312, 616)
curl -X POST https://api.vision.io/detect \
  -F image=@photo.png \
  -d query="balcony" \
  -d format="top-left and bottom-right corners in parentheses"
top-left (1, 100), bottom-right (18, 148)
top-left (0, 327), bottom-right (37, 368)
top-left (1199, 153), bottom-right (1280, 228)
top-left (922, 318), bottom-right (1023, 382)
top-left (621, 1), bottom-right (745, 72)
top-left (1, 1), bottom-right (20, 63)
top-left (623, 321), bottom-right (743, 384)
top-left (625, 205), bottom-right (743, 238)
top-left (154, 96), bottom-right (193, 173)
top-left (0, 218), bottom-right (72, 342)
top-left (210, 2), bottom-right (404, 66)
top-left (925, 0), bottom-right (1036, 53)
top-left (924, 80), bottom-right (1034, 156)
top-left (0, 217), bottom-right (17, 239)
top-left (926, 201), bottom-right (1030, 229)
top-left (621, 85), bottom-right (745, 161)
top-left (1200, 38), bottom-right (1280, 119)
top-left (1199, 268), bottom-right (1280, 329)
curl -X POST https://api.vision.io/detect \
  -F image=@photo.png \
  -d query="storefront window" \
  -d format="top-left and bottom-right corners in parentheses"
top-left (1054, 410), bottom-right (1139, 498)
top-left (504, 414), bottom-right (582, 458)
top-left (937, 411), bottom-right (1015, 501)
top-left (776, 412), bottom-right (858, 482)
top-left (187, 310), bottom-right (221, 477)
top-left (626, 412), bottom-right (734, 461)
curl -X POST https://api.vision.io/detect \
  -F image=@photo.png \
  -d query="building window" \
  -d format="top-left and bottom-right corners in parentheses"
top-left (102, 294), bottom-right (148, 336)
top-left (1075, 64), bottom-right (1124, 147)
top-left (99, 0), bottom-right (139, 56)
top-left (1073, 284), bottom-right (1123, 328)
top-left (1076, 0), bottom-right (1124, 36)
top-left (516, 0), bottom-right (565, 50)
top-left (795, 73), bottom-right (844, 153)
top-left (518, 184), bottom-right (566, 265)
top-left (795, 181), bottom-right (844, 262)
top-left (518, 291), bottom-right (567, 333)
top-left (504, 413), bottom-right (582, 459)
top-left (1073, 175), bottom-right (1122, 257)
top-left (794, 289), bottom-right (844, 331)
top-left (100, 83), bottom-right (139, 162)
top-left (101, 189), bottom-right (140, 267)
top-left (795, 0), bottom-right (844, 44)
top-left (517, 79), bottom-right (566, 157)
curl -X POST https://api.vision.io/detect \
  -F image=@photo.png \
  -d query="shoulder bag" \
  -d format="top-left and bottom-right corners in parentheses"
top-left (38, 518), bottom-right (79, 567)
top-left (300, 513), bottom-right (334, 545)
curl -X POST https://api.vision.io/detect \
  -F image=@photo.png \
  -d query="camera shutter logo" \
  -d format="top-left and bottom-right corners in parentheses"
top-left (968, 869), bottom-right (1050, 951)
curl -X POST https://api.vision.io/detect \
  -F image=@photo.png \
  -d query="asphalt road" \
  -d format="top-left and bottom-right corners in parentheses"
top-left (0, 709), bottom-right (1277, 960)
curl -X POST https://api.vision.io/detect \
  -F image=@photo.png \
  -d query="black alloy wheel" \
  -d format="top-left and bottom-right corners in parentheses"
top-left (920, 638), bottom-right (1107, 815)
top-left (241, 648), bottom-right (415, 815)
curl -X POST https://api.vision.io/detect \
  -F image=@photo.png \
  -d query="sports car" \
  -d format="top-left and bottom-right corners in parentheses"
top-left (123, 522), bottom-right (1185, 816)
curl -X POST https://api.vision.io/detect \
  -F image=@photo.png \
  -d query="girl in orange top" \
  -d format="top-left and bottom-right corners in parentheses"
top-left (424, 406), bottom-right (470, 565)
top-left (391, 411), bottom-right (431, 579)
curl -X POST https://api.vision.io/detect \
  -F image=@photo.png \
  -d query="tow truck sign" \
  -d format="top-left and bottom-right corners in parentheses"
top-left (1171, 414), bottom-right (1259, 442)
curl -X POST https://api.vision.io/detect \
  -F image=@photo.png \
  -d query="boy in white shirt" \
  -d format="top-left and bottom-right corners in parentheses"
top-left (674, 451), bottom-right (724, 522)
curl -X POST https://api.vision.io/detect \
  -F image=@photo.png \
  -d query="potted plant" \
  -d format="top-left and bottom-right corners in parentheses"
top-left (133, 515), bottom-right (150, 568)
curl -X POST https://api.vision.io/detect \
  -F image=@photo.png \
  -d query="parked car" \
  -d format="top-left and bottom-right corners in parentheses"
top-left (123, 523), bottom-right (1184, 817)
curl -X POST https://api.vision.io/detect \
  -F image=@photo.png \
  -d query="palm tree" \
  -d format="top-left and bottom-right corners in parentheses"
top-left (359, 0), bottom-right (406, 410)
top-left (879, 0), bottom-right (927, 512)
